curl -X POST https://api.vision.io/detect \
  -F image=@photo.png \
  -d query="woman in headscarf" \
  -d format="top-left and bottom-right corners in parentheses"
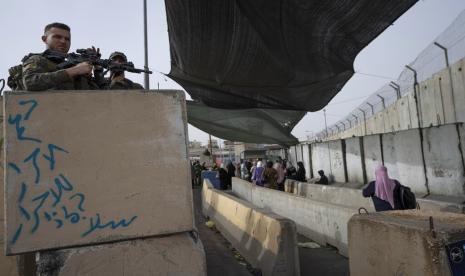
top-left (295, 161), bottom-right (306, 182)
top-left (362, 165), bottom-right (400, 211)
top-left (252, 161), bottom-right (265, 186)
top-left (263, 161), bottom-right (278, 189)
top-left (226, 161), bottom-right (235, 189)
top-left (217, 163), bottom-right (229, 190)
top-left (273, 161), bottom-right (285, 191)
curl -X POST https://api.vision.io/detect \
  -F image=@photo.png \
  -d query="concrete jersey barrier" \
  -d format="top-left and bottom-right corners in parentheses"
top-left (232, 178), bottom-right (355, 256)
top-left (348, 210), bottom-right (465, 276)
top-left (285, 179), bottom-right (465, 213)
top-left (202, 180), bottom-right (300, 276)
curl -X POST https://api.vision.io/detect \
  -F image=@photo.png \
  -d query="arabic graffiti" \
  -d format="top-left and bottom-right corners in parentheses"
top-left (8, 98), bottom-right (138, 245)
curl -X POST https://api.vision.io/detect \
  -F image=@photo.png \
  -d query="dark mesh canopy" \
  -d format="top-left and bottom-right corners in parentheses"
top-left (186, 101), bottom-right (305, 147)
top-left (166, 0), bottom-right (417, 111)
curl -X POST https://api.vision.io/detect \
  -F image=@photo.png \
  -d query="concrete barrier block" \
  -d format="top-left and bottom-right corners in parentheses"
top-left (311, 143), bottom-right (330, 179)
top-left (232, 178), bottom-right (354, 257)
top-left (383, 129), bottom-right (428, 195)
top-left (408, 91), bottom-right (420, 128)
top-left (451, 59), bottom-right (465, 123)
top-left (435, 70), bottom-right (456, 124)
top-left (345, 137), bottom-right (364, 184)
top-left (301, 144), bottom-right (311, 180)
top-left (423, 124), bottom-right (465, 196)
top-left (4, 90), bottom-right (193, 254)
top-left (397, 97), bottom-right (412, 130)
top-left (203, 180), bottom-right (300, 276)
top-left (36, 232), bottom-right (207, 276)
top-left (363, 135), bottom-right (382, 183)
top-left (328, 140), bottom-right (345, 182)
top-left (420, 78), bottom-right (439, 127)
top-left (348, 210), bottom-right (465, 276)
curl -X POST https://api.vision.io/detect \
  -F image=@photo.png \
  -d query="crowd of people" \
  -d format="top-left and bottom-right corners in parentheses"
top-left (191, 157), bottom-right (309, 191)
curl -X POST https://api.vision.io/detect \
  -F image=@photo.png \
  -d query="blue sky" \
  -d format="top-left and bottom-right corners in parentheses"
top-left (1, 0), bottom-right (465, 145)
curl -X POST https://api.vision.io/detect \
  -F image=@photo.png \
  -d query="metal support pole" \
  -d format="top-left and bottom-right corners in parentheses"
top-left (143, 0), bottom-right (150, 89)
top-left (376, 94), bottom-right (386, 109)
top-left (366, 102), bottom-right (375, 116)
top-left (323, 109), bottom-right (329, 138)
top-left (434, 42), bottom-right (449, 67)
top-left (340, 122), bottom-right (346, 131)
top-left (389, 81), bottom-right (401, 100)
top-left (352, 114), bottom-right (358, 124)
top-left (346, 119), bottom-right (352, 128)
top-left (209, 134), bottom-right (213, 164)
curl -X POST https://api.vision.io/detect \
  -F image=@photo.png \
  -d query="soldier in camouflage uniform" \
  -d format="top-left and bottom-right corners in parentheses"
top-left (21, 22), bottom-right (100, 91)
top-left (105, 52), bottom-right (144, 90)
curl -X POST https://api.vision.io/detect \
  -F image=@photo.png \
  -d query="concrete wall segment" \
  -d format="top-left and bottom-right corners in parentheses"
top-left (362, 134), bottom-right (383, 183)
top-left (4, 90), bottom-right (194, 254)
top-left (422, 124), bottom-right (465, 196)
top-left (451, 59), bottom-right (465, 123)
top-left (348, 210), bottom-right (465, 276)
top-left (36, 232), bottom-right (207, 276)
top-left (344, 137), bottom-right (365, 184)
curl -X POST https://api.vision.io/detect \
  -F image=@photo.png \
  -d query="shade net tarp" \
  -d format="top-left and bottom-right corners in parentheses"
top-left (166, 0), bottom-right (417, 111)
top-left (186, 101), bottom-right (305, 147)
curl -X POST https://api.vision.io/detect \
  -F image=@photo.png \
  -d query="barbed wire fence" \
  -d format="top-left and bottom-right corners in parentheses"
top-left (315, 10), bottom-right (465, 140)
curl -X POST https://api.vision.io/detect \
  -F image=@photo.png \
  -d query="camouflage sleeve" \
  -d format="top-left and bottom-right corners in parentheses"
top-left (108, 79), bottom-right (144, 90)
top-left (132, 82), bottom-right (144, 90)
top-left (22, 55), bottom-right (72, 91)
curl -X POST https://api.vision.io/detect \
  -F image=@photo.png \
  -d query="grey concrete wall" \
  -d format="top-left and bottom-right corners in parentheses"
top-left (301, 144), bottom-right (312, 179)
top-left (311, 143), bottom-right (331, 180)
top-left (295, 144), bottom-right (303, 163)
top-left (362, 135), bottom-right (382, 183)
top-left (288, 146), bottom-right (297, 167)
top-left (36, 232), bottom-right (207, 276)
top-left (328, 140), bottom-right (345, 182)
top-left (344, 137), bottom-right (364, 184)
top-left (297, 123), bottom-right (465, 197)
top-left (203, 180), bottom-right (300, 276)
top-left (382, 129), bottom-right (428, 195)
top-left (422, 124), bottom-right (465, 196)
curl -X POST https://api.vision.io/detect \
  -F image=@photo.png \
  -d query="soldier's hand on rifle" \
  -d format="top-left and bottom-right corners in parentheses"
top-left (87, 46), bottom-right (103, 72)
top-left (65, 62), bottom-right (93, 77)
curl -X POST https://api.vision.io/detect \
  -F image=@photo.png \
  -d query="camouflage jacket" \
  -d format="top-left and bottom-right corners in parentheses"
top-left (107, 78), bottom-right (144, 90)
top-left (22, 51), bottom-right (100, 91)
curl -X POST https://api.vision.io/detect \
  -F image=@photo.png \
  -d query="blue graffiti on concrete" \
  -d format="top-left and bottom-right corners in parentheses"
top-left (82, 213), bottom-right (138, 237)
top-left (9, 98), bottom-right (138, 245)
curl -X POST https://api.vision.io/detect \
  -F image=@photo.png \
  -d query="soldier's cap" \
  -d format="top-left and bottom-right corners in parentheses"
top-left (109, 51), bottom-right (127, 62)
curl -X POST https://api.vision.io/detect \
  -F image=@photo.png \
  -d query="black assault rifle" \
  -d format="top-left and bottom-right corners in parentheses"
top-left (49, 49), bottom-right (152, 75)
